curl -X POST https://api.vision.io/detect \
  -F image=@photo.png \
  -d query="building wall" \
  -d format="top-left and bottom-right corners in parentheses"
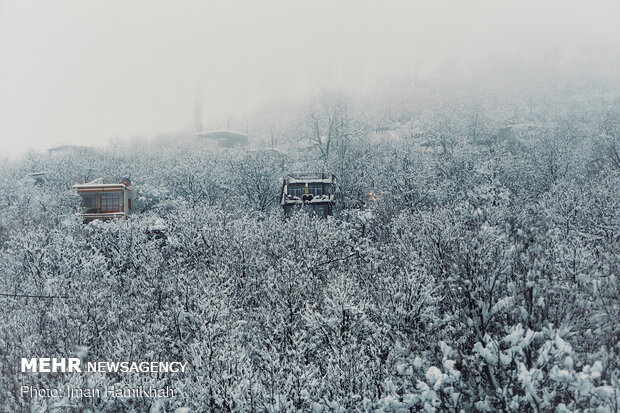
top-left (123, 189), bottom-right (134, 213)
top-left (284, 203), bottom-right (330, 218)
top-left (77, 187), bottom-right (133, 217)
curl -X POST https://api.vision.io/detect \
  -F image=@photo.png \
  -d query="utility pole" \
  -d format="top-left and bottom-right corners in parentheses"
top-left (194, 88), bottom-right (203, 133)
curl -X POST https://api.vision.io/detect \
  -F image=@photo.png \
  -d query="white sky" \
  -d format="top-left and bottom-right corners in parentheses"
top-left (1, 0), bottom-right (619, 157)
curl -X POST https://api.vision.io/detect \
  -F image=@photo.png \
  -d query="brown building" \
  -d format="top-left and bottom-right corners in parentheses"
top-left (73, 178), bottom-right (134, 222)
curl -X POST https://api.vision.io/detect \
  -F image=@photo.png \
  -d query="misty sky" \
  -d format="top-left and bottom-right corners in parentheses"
top-left (1, 0), bottom-right (619, 157)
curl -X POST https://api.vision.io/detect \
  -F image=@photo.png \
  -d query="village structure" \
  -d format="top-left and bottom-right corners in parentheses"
top-left (280, 173), bottom-right (336, 218)
top-left (72, 173), bottom-right (337, 223)
top-left (26, 172), bottom-right (47, 184)
top-left (73, 178), bottom-right (134, 222)
top-left (196, 130), bottom-right (248, 148)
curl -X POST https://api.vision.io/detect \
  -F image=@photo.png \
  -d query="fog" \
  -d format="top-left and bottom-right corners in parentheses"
top-left (1, 0), bottom-right (619, 157)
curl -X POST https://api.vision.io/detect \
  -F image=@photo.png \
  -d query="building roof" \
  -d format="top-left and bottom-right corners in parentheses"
top-left (285, 173), bottom-right (335, 184)
top-left (47, 144), bottom-right (90, 153)
top-left (73, 177), bottom-right (131, 190)
top-left (195, 130), bottom-right (248, 140)
top-left (26, 172), bottom-right (48, 184)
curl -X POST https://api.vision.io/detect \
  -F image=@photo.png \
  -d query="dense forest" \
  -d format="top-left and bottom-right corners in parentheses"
top-left (0, 78), bottom-right (619, 412)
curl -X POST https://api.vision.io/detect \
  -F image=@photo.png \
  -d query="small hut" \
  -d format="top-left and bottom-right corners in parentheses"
top-left (73, 177), bottom-right (134, 222)
top-left (280, 173), bottom-right (336, 218)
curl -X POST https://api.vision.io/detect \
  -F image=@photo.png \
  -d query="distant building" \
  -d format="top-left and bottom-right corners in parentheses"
top-left (73, 178), bottom-right (134, 222)
top-left (196, 130), bottom-right (248, 148)
top-left (27, 172), bottom-right (47, 184)
top-left (496, 123), bottom-right (543, 152)
top-left (47, 144), bottom-right (90, 154)
top-left (280, 173), bottom-right (336, 218)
